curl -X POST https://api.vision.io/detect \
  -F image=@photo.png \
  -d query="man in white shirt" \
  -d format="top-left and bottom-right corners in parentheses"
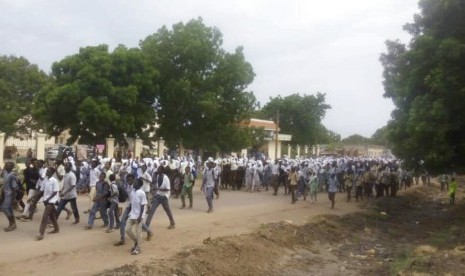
top-left (114, 173), bottom-right (135, 246)
top-left (202, 160), bottom-right (217, 213)
top-left (85, 160), bottom-right (100, 213)
top-left (125, 178), bottom-right (147, 255)
top-left (142, 166), bottom-right (175, 241)
top-left (35, 167), bottom-right (60, 241)
top-left (55, 162), bottom-right (80, 224)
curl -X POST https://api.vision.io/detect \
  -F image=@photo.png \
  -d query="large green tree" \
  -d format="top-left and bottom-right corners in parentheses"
top-left (34, 45), bottom-right (158, 145)
top-left (140, 18), bottom-right (257, 153)
top-left (380, 0), bottom-right (465, 173)
top-left (0, 55), bottom-right (48, 137)
top-left (261, 93), bottom-right (330, 146)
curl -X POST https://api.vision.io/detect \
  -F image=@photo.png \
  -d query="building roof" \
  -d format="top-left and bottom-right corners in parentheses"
top-left (241, 118), bottom-right (278, 131)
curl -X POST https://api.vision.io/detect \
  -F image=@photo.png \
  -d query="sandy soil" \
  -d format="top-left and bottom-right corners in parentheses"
top-left (0, 187), bottom-right (360, 275)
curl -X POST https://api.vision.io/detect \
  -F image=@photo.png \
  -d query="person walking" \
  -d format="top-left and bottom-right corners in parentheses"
top-left (106, 174), bottom-right (120, 233)
top-left (2, 162), bottom-right (19, 232)
top-left (85, 172), bottom-right (109, 229)
top-left (125, 178), bottom-right (147, 255)
top-left (202, 160), bottom-right (216, 213)
top-left (288, 167), bottom-right (298, 204)
top-left (449, 177), bottom-right (457, 205)
top-left (180, 166), bottom-right (195, 209)
top-left (35, 167), bottom-right (60, 240)
top-left (143, 166), bottom-right (176, 241)
top-left (55, 162), bottom-right (80, 224)
top-left (328, 173), bottom-right (338, 209)
top-left (114, 173), bottom-right (135, 246)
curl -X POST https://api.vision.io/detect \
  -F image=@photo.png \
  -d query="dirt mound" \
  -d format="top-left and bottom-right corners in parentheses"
top-left (99, 182), bottom-right (465, 276)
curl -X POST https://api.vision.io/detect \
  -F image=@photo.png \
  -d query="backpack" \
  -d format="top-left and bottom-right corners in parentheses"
top-left (117, 183), bottom-right (128, 203)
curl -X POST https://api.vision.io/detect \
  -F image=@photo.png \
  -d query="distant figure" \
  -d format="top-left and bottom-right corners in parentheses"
top-left (27, 148), bottom-right (33, 160)
top-left (449, 177), bottom-right (457, 205)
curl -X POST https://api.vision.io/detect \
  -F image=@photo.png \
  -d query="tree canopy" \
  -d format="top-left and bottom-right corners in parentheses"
top-left (261, 93), bottom-right (331, 146)
top-left (140, 18), bottom-right (257, 152)
top-left (380, 0), bottom-right (465, 173)
top-left (0, 55), bottom-right (48, 137)
top-left (34, 45), bottom-right (158, 145)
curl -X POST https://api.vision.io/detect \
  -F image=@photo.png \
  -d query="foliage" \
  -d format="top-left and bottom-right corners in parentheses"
top-left (140, 18), bottom-right (257, 152)
top-left (261, 93), bottom-right (331, 146)
top-left (370, 126), bottom-right (389, 146)
top-left (0, 55), bottom-right (49, 137)
top-left (33, 45), bottom-right (158, 145)
top-left (341, 134), bottom-right (369, 145)
top-left (380, 0), bottom-right (465, 173)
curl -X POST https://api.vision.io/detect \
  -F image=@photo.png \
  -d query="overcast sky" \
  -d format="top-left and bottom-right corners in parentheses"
top-left (0, 0), bottom-right (419, 138)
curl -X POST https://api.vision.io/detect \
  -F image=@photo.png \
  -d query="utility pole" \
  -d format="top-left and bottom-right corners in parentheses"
top-left (275, 109), bottom-right (279, 160)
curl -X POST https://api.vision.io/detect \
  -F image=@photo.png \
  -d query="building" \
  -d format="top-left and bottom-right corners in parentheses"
top-left (241, 118), bottom-right (292, 160)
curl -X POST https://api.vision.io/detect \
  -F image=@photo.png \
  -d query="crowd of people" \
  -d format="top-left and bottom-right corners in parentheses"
top-left (0, 152), bottom-right (458, 255)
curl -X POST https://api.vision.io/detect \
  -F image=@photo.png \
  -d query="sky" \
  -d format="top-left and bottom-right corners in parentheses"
top-left (0, 0), bottom-right (420, 138)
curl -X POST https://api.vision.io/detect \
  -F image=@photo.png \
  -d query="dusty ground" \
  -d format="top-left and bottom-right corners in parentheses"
top-left (1, 180), bottom-right (464, 276)
top-left (0, 186), bottom-right (359, 275)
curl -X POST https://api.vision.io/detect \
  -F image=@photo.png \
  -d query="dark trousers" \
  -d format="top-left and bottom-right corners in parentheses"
top-left (143, 195), bottom-right (175, 233)
top-left (39, 203), bottom-right (59, 235)
top-left (289, 185), bottom-right (296, 203)
top-left (346, 186), bottom-right (352, 202)
top-left (56, 198), bottom-right (80, 221)
top-left (355, 186), bottom-right (363, 201)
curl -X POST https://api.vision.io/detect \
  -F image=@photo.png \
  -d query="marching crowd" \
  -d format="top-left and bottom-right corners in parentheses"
top-left (0, 152), bottom-right (458, 255)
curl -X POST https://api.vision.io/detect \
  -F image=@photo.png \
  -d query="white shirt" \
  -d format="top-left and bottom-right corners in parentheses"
top-left (89, 167), bottom-right (100, 187)
top-left (153, 174), bottom-right (170, 198)
top-left (40, 177), bottom-right (60, 204)
top-left (128, 189), bottom-right (147, 219)
top-left (140, 171), bottom-right (152, 193)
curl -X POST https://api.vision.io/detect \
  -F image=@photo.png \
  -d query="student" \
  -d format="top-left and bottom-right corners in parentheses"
top-left (202, 160), bottom-right (217, 213)
top-left (55, 162), bottom-right (80, 224)
top-left (143, 166), bottom-right (175, 241)
top-left (328, 173), bottom-right (338, 209)
top-left (35, 167), bottom-right (60, 241)
top-left (114, 174), bottom-right (135, 246)
top-left (180, 166), bottom-right (195, 209)
top-left (288, 167), bottom-right (298, 204)
top-left (2, 162), bottom-right (19, 232)
top-left (449, 177), bottom-right (457, 205)
top-left (308, 171), bottom-right (318, 204)
top-left (125, 178), bottom-right (147, 255)
top-left (85, 172), bottom-right (109, 229)
top-left (106, 174), bottom-right (120, 233)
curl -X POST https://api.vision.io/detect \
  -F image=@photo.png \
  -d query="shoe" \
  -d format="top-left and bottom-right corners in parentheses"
top-left (36, 235), bottom-right (44, 241)
top-left (46, 223), bottom-right (53, 228)
top-left (19, 216), bottom-right (31, 222)
top-left (4, 224), bottom-right (17, 232)
top-left (84, 225), bottom-right (92, 230)
top-left (65, 210), bottom-right (72, 220)
top-left (83, 210), bottom-right (90, 214)
top-left (179, 205), bottom-right (186, 209)
top-left (167, 224), bottom-right (175, 230)
top-left (105, 229), bottom-right (114, 233)
top-left (188, 206), bottom-right (193, 209)
top-left (146, 231), bottom-right (153, 241)
top-left (101, 224), bottom-right (108, 228)
top-left (114, 240), bottom-right (125, 246)
top-left (207, 208), bottom-right (213, 213)
top-left (131, 248), bottom-right (141, 255)
top-left (72, 219), bottom-right (79, 225)
top-left (48, 229), bottom-right (59, 234)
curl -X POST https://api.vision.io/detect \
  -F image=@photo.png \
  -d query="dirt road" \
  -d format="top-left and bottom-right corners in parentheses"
top-left (0, 189), bottom-right (360, 275)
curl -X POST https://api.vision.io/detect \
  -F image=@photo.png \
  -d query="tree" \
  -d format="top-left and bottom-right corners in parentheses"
top-left (0, 55), bottom-right (48, 137)
top-left (380, 0), bottom-right (465, 173)
top-left (371, 126), bottom-right (389, 146)
top-left (261, 93), bottom-right (331, 146)
top-left (34, 45), bottom-right (158, 145)
top-left (140, 18), bottom-right (257, 152)
top-left (341, 134), bottom-right (369, 145)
